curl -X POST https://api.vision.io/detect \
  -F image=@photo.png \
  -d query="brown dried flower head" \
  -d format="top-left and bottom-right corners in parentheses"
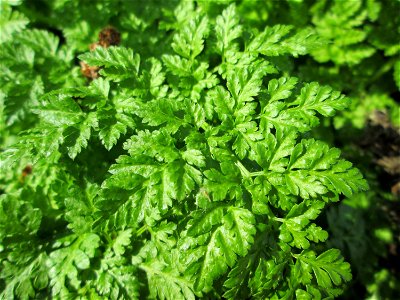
top-left (98, 26), bottom-right (121, 48)
top-left (80, 27), bottom-right (121, 80)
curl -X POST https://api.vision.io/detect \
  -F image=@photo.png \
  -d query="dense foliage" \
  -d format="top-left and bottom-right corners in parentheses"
top-left (1, 0), bottom-right (398, 299)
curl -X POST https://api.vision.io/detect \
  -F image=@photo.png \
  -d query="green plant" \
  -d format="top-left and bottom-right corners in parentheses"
top-left (223, 5), bottom-right (400, 299)
top-left (0, 1), bottom-right (381, 299)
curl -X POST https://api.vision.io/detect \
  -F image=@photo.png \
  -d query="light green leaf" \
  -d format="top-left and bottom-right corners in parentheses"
top-left (182, 149), bottom-right (205, 168)
top-left (214, 4), bottom-right (242, 55)
top-left (17, 29), bottom-right (59, 56)
top-left (34, 94), bottom-right (84, 126)
top-left (261, 80), bottom-right (350, 132)
top-left (47, 234), bottom-right (100, 296)
top-left (64, 112), bottom-right (98, 159)
top-left (172, 15), bottom-right (209, 59)
top-left (0, 6), bottom-right (28, 43)
top-left (141, 261), bottom-right (196, 300)
top-left (248, 25), bottom-right (321, 57)
top-left (79, 46), bottom-right (140, 72)
top-left (267, 77), bottom-right (298, 102)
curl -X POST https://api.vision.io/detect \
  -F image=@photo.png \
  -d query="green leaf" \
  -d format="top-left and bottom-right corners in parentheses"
top-left (64, 182), bottom-right (99, 234)
top-left (204, 163), bottom-right (242, 201)
top-left (85, 230), bottom-right (139, 299)
top-left (248, 25), bottom-right (293, 55)
top-left (34, 94), bottom-right (84, 126)
top-left (89, 77), bottom-right (110, 98)
top-left (1, 252), bottom-right (48, 300)
top-left (267, 77), bottom-right (298, 102)
top-left (112, 229), bottom-right (133, 256)
top-left (207, 86), bottom-right (234, 121)
top-left (248, 253), bottom-right (288, 298)
top-left (223, 254), bottom-right (252, 299)
top-left (171, 15), bottom-right (209, 59)
top-left (291, 82), bottom-right (350, 116)
top-left (253, 130), bottom-right (297, 172)
top-left (164, 159), bottom-right (202, 201)
top-left (17, 29), bottom-right (59, 56)
top-left (0, 6), bottom-right (28, 43)
top-left (214, 4), bottom-right (242, 55)
top-left (181, 207), bottom-right (256, 293)
top-left (296, 249), bottom-right (352, 293)
top-left (124, 129), bottom-right (179, 163)
top-left (226, 62), bottom-right (267, 105)
top-left (182, 149), bottom-right (205, 168)
top-left (64, 112), bottom-right (97, 159)
top-left (295, 287), bottom-right (322, 300)
top-left (279, 201), bottom-right (328, 249)
top-left (0, 193), bottom-right (42, 241)
top-left (47, 234), bottom-right (100, 296)
top-left (310, 0), bottom-right (376, 65)
top-left (261, 80), bottom-right (350, 132)
top-left (136, 98), bottom-right (185, 134)
top-left (79, 46), bottom-right (140, 72)
top-left (287, 139), bottom-right (368, 198)
top-left (162, 55), bottom-right (192, 76)
top-left (101, 152), bottom-right (202, 228)
top-left (141, 261), bottom-right (196, 300)
top-left (248, 25), bottom-right (321, 56)
top-left (394, 60), bottom-right (400, 90)
top-left (98, 108), bottom-right (133, 150)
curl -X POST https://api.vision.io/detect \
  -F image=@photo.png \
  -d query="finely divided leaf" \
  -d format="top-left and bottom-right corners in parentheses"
top-left (215, 4), bottom-right (242, 55)
top-left (296, 249), bottom-right (352, 294)
top-left (79, 46), bottom-right (140, 72)
top-left (261, 79), bottom-right (350, 132)
top-left (34, 94), bottom-right (84, 126)
top-left (248, 25), bottom-right (321, 56)
top-left (171, 16), bottom-right (209, 59)
top-left (0, 6), bottom-right (28, 43)
top-left (182, 207), bottom-right (256, 293)
top-left (279, 201), bottom-right (329, 249)
top-left (17, 29), bottom-right (59, 56)
top-left (141, 262), bottom-right (196, 300)
top-left (47, 234), bottom-right (100, 296)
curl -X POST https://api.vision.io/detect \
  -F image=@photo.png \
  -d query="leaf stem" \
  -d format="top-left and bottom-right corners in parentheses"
top-left (135, 225), bottom-right (148, 237)
top-left (273, 217), bottom-right (285, 222)
top-left (235, 160), bottom-right (264, 178)
top-left (235, 160), bottom-right (251, 177)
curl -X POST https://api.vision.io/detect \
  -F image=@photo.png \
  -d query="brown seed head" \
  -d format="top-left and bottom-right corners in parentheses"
top-left (22, 165), bottom-right (32, 177)
top-left (98, 26), bottom-right (121, 48)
